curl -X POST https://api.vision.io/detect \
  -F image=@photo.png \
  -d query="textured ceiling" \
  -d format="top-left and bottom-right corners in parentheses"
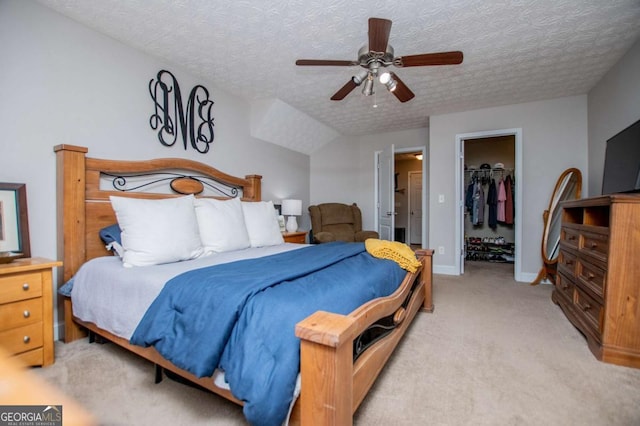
top-left (37, 0), bottom-right (640, 153)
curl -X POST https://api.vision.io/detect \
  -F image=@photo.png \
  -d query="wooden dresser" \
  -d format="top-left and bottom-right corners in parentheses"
top-left (0, 258), bottom-right (62, 367)
top-left (553, 194), bottom-right (640, 368)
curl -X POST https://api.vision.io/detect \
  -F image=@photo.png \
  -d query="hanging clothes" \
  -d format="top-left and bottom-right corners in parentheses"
top-left (497, 177), bottom-right (507, 223)
top-left (473, 180), bottom-right (485, 225)
top-left (505, 175), bottom-right (514, 224)
top-left (487, 178), bottom-right (497, 229)
top-left (465, 178), bottom-right (475, 214)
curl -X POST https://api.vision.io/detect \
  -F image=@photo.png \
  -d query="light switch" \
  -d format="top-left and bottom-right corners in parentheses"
top-left (438, 194), bottom-right (445, 203)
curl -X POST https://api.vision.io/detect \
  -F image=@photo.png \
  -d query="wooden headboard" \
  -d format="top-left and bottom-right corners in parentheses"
top-left (54, 144), bottom-right (262, 283)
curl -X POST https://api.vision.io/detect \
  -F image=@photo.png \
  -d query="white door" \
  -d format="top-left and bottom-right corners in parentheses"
top-left (459, 140), bottom-right (465, 274)
top-left (377, 145), bottom-right (395, 240)
top-left (409, 171), bottom-right (422, 245)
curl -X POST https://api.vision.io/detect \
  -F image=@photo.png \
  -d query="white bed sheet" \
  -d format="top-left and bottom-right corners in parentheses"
top-left (71, 243), bottom-right (307, 341)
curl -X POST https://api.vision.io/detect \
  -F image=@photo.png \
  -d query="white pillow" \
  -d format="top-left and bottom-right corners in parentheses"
top-left (241, 201), bottom-right (285, 247)
top-left (194, 197), bottom-right (251, 253)
top-left (110, 195), bottom-right (204, 267)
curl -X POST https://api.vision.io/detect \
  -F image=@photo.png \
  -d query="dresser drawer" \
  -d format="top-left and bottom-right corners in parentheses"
top-left (574, 287), bottom-right (603, 336)
top-left (555, 272), bottom-right (575, 303)
top-left (0, 272), bottom-right (43, 304)
top-left (579, 231), bottom-right (609, 266)
top-left (0, 322), bottom-right (43, 355)
top-left (557, 250), bottom-right (577, 276)
top-left (561, 228), bottom-right (580, 251)
top-left (0, 298), bottom-right (42, 331)
top-left (576, 260), bottom-right (606, 300)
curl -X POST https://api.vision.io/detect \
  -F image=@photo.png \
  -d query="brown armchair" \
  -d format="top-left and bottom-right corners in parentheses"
top-left (308, 203), bottom-right (379, 243)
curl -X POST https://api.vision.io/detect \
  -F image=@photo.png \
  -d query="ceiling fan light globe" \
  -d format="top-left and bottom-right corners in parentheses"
top-left (386, 80), bottom-right (397, 92)
top-left (362, 78), bottom-right (374, 96)
top-left (352, 69), bottom-right (369, 85)
top-left (379, 72), bottom-right (391, 84)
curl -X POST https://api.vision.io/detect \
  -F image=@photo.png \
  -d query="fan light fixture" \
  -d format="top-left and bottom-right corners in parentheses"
top-left (379, 72), bottom-right (397, 92)
top-left (362, 75), bottom-right (374, 96)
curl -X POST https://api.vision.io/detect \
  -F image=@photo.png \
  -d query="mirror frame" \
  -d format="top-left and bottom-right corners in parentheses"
top-left (531, 168), bottom-right (582, 285)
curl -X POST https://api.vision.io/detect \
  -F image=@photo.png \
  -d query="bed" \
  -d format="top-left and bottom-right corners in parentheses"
top-left (54, 144), bottom-right (434, 425)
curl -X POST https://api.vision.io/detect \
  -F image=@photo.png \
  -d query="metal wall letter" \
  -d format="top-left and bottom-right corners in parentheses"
top-left (149, 70), bottom-right (215, 153)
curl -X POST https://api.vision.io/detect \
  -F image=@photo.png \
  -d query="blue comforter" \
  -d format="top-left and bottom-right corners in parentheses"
top-left (130, 242), bottom-right (405, 426)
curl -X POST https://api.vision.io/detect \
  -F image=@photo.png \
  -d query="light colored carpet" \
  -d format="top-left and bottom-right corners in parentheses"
top-left (34, 262), bottom-right (640, 425)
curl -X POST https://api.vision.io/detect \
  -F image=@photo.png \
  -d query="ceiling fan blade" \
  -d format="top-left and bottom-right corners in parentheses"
top-left (389, 72), bottom-right (415, 103)
top-left (396, 51), bottom-right (464, 67)
top-left (296, 59), bottom-right (357, 66)
top-left (331, 79), bottom-right (358, 101)
top-left (368, 18), bottom-right (392, 53)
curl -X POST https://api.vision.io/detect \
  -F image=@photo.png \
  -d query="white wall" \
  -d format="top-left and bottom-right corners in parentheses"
top-left (429, 96), bottom-right (588, 277)
top-left (588, 38), bottom-right (640, 196)
top-left (0, 1), bottom-right (309, 337)
top-left (310, 127), bottom-right (429, 230)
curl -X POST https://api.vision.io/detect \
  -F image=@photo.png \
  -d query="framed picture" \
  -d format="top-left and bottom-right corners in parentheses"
top-left (0, 183), bottom-right (31, 258)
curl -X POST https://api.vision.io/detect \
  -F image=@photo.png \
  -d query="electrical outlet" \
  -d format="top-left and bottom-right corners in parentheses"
top-left (438, 194), bottom-right (445, 203)
top-left (438, 246), bottom-right (445, 254)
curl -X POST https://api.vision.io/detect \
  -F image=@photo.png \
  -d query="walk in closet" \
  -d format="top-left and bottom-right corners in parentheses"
top-left (463, 136), bottom-right (515, 264)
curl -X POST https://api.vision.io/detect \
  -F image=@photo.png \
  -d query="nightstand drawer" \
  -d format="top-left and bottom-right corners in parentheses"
top-left (0, 272), bottom-right (43, 304)
top-left (0, 298), bottom-right (42, 331)
top-left (0, 322), bottom-right (43, 355)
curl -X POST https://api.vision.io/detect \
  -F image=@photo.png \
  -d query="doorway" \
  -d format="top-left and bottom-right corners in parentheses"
top-left (374, 146), bottom-right (428, 248)
top-left (393, 151), bottom-right (424, 247)
top-left (455, 129), bottom-right (523, 281)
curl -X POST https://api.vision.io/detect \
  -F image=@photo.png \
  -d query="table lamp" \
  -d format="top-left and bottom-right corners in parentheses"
top-left (281, 199), bottom-right (302, 233)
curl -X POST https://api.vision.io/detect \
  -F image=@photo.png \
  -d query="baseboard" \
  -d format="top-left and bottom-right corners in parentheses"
top-left (433, 265), bottom-right (459, 275)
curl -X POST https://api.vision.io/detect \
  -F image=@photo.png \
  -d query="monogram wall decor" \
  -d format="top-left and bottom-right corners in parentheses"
top-left (149, 70), bottom-right (215, 154)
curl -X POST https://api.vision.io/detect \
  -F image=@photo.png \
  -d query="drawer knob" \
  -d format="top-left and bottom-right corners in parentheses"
top-left (22, 283), bottom-right (30, 291)
top-left (568, 235), bottom-right (576, 241)
top-left (582, 303), bottom-right (592, 311)
top-left (23, 335), bottom-right (31, 344)
top-left (23, 310), bottom-right (30, 318)
top-left (590, 242), bottom-right (598, 249)
top-left (587, 272), bottom-right (595, 280)
top-left (565, 260), bottom-right (573, 265)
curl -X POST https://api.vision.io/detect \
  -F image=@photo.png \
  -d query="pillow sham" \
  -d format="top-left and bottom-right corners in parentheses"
top-left (194, 197), bottom-right (251, 253)
top-left (110, 195), bottom-right (204, 267)
top-left (241, 200), bottom-right (284, 247)
top-left (99, 223), bottom-right (124, 257)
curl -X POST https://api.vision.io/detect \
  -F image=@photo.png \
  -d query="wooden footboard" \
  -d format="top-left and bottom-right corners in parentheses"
top-left (54, 144), bottom-right (434, 425)
top-left (294, 249), bottom-right (433, 425)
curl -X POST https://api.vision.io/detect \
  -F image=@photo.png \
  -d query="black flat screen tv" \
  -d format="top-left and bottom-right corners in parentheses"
top-left (601, 118), bottom-right (640, 195)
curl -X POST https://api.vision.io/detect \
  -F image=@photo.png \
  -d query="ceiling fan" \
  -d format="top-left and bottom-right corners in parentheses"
top-left (295, 17), bottom-right (463, 103)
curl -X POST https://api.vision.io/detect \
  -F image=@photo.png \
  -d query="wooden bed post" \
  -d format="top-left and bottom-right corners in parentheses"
top-left (416, 249), bottom-right (435, 312)
top-left (295, 312), bottom-right (357, 425)
top-left (243, 174), bottom-right (262, 201)
top-left (54, 144), bottom-right (89, 342)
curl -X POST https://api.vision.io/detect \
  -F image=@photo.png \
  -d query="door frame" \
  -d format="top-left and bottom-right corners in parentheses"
top-left (374, 146), bottom-right (428, 247)
top-left (408, 170), bottom-right (422, 245)
top-left (454, 128), bottom-right (524, 281)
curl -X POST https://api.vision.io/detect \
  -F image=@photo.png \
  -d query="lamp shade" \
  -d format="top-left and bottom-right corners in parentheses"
top-left (281, 199), bottom-right (302, 216)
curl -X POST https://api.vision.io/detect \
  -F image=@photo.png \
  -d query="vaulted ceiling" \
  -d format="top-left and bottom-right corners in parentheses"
top-left (37, 0), bottom-right (640, 153)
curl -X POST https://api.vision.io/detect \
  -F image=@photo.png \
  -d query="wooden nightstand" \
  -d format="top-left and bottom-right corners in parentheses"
top-left (282, 231), bottom-right (308, 244)
top-left (0, 257), bottom-right (62, 367)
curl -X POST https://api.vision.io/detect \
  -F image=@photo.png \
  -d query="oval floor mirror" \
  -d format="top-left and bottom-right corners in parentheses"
top-left (531, 168), bottom-right (582, 285)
